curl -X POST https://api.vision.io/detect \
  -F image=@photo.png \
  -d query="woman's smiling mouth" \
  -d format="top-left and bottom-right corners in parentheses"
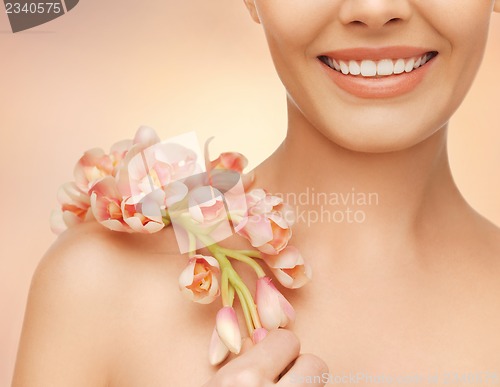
top-left (318, 51), bottom-right (438, 78)
top-left (317, 46), bottom-right (439, 98)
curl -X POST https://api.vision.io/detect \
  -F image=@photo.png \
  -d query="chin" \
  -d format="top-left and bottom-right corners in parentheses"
top-left (316, 123), bottom-right (442, 154)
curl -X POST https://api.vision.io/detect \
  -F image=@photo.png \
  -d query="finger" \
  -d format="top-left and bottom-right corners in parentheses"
top-left (277, 353), bottom-right (329, 386)
top-left (240, 329), bottom-right (300, 381)
top-left (240, 337), bottom-right (254, 355)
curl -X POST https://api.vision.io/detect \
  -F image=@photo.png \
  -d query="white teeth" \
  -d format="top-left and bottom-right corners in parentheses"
top-left (404, 58), bottom-right (415, 72)
top-left (360, 60), bottom-right (377, 76)
top-left (339, 61), bottom-right (349, 75)
top-left (325, 52), bottom-right (433, 77)
top-left (394, 59), bottom-right (405, 74)
top-left (377, 59), bottom-right (393, 76)
top-left (349, 60), bottom-right (361, 75)
top-left (414, 57), bottom-right (422, 69)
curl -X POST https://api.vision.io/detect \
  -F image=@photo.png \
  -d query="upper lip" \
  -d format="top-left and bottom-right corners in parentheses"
top-left (319, 46), bottom-right (437, 61)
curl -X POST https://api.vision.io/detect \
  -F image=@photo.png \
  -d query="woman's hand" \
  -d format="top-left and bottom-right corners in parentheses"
top-left (202, 329), bottom-right (329, 386)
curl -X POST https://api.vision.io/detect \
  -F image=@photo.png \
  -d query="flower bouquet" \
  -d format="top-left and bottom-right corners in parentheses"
top-left (51, 126), bottom-right (312, 365)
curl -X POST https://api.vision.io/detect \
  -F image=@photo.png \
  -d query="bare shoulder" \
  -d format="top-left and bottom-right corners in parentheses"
top-left (12, 221), bottom-right (184, 387)
top-left (28, 220), bottom-right (183, 309)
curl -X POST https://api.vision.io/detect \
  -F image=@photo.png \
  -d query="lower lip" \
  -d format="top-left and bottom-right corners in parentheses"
top-left (319, 56), bottom-right (436, 99)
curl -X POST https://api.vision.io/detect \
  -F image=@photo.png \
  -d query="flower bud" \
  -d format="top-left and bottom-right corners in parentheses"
top-left (263, 246), bottom-right (312, 289)
top-left (255, 277), bottom-right (295, 330)
top-left (179, 255), bottom-right (220, 304)
top-left (215, 306), bottom-right (242, 354)
top-left (208, 326), bottom-right (230, 366)
top-left (251, 327), bottom-right (269, 344)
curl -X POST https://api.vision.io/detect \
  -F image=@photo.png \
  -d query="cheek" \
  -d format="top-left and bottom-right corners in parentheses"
top-left (256, 1), bottom-right (334, 50)
top-left (426, 2), bottom-right (491, 105)
top-left (256, 1), bottom-right (337, 109)
top-left (424, 1), bottom-right (491, 66)
top-left (255, 2), bottom-right (333, 112)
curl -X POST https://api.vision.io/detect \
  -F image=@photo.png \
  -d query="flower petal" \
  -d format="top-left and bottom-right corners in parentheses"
top-left (255, 277), bottom-right (283, 330)
top-left (208, 327), bottom-right (230, 366)
top-left (216, 307), bottom-right (242, 354)
top-left (133, 126), bottom-right (160, 148)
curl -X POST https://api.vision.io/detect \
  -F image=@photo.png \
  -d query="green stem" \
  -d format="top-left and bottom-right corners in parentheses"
top-left (187, 231), bottom-right (197, 258)
top-left (230, 273), bottom-right (262, 329)
top-left (227, 283), bottom-right (235, 307)
top-left (196, 233), bottom-right (265, 278)
top-left (232, 250), bottom-right (262, 259)
top-left (209, 246), bottom-right (263, 330)
top-left (218, 247), bottom-right (265, 278)
top-left (234, 286), bottom-right (254, 335)
top-left (185, 226), bottom-right (263, 329)
top-left (221, 268), bottom-right (230, 307)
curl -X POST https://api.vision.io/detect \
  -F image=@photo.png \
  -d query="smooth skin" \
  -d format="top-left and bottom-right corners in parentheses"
top-left (12, 221), bottom-right (328, 386)
top-left (12, 1), bottom-right (500, 386)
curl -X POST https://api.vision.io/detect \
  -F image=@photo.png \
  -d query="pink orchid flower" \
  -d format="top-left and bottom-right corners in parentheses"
top-left (237, 189), bottom-right (295, 255)
top-left (121, 189), bottom-right (166, 234)
top-left (132, 125), bottom-right (161, 149)
top-left (115, 143), bottom-right (173, 205)
top-left (50, 182), bottom-right (92, 234)
top-left (188, 186), bottom-right (234, 247)
top-left (74, 148), bottom-right (114, 192)
top-left (216, 306), bottom-right (242, 354)
top-left (204, 168), bottom-right (248, 229)
top-left (156, 142), bottom-right (199, 182)
top-left (246, 189), bottom-right (295, 225)
top-left (178, 255), bottom-right (220, 304)
top-left (187, 186), bottom-right (227, 226)
top-left (163, 180), bottom-right (189, 207)
top-left (245, 188), bottom-right (269, 210)
top-left (205, 138), bottom-right (255, 189)
top-left (114, 126), bottom-right (163, 200)
top-left (74, 138), bottom-right (133, 193)
top-left (116, 141), bottom-right (198, 206)
top-left (109, 139), bottom-right (133, 175)
top-left (167, 185), bottom-right (233, 252)
top-left (210, 152), bottom-right (247, 173)
top-left (255, 277), bottom-right (295, 331)
top-left (89, 176), bottom-right (132, 232)
top-left (245, 213), bottom-right (291, 255)
top-left (262, 246), bottom-right (312, 289)
top-left (133, 126), bottom-right (200, 181)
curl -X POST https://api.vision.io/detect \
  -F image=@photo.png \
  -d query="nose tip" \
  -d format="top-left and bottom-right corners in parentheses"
top-left (339, 0), bottom-right (412, 30)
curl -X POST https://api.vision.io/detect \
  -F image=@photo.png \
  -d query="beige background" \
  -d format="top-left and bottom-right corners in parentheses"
top-left (1, 1), bottom-right (499, 384)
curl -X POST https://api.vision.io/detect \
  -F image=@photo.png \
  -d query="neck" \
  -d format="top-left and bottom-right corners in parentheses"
top-left (254, 100), bottom-right (470, 266)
